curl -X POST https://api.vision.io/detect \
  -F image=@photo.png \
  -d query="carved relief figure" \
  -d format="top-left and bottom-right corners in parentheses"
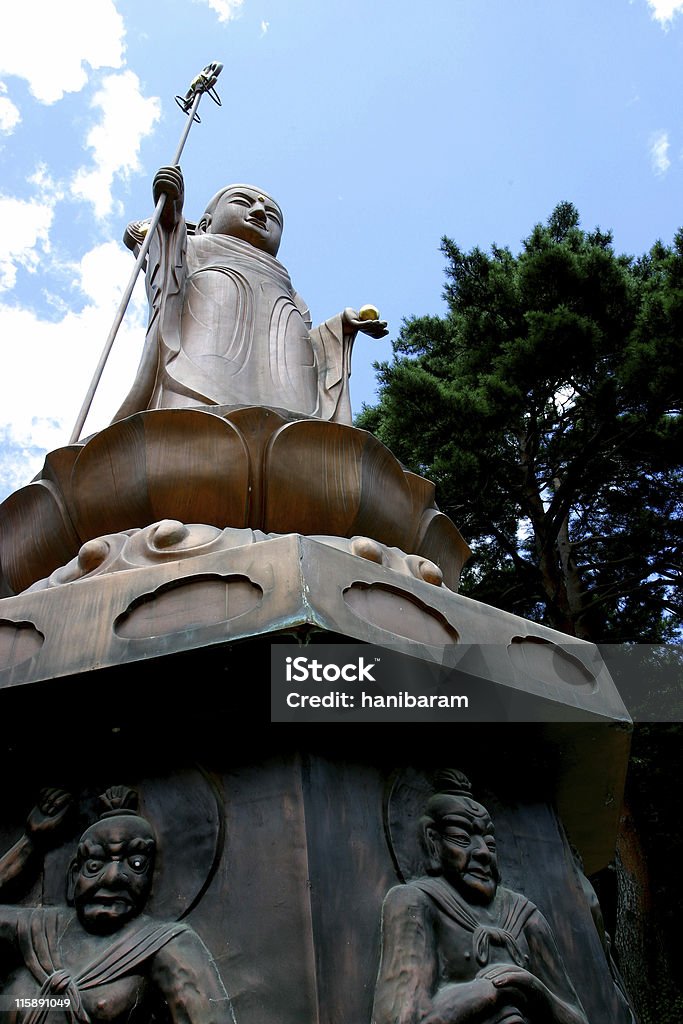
top-left (371, 770), bottom-right (589, 1024)
top-left (0, 787), bottom-right (233, 1023)
top-left (113, 166), bottom-right (388, 424)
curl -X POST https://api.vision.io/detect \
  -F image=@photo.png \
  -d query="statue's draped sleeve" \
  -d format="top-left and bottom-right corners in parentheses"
top-left (112, 217), bottom-right (188, 422)
top-left (290, 290), bottom-right (355, 424)
top-left (308, 312), bottom-right (355, 425)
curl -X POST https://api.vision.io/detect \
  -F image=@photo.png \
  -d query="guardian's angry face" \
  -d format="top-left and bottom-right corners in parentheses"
top-left (71, 814), bottom-right (156, 933)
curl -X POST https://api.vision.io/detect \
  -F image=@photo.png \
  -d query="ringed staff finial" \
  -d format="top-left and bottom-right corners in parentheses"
top-left (175, 61), bottom-right (224, 122)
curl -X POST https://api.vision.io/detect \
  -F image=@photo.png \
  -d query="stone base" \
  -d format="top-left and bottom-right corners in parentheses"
top-left (1, 533), bottom-right (631, 872)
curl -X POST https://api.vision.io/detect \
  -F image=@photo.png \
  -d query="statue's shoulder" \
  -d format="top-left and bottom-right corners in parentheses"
top-left (142, 916), bottom-right (207, 957)
top-left (145, 917), bottom-right (222, 988)
top-left (383, 877), bottom-right (437, 911)
top-left (494, 884), bottom-right (542, 934)
top-left (123, 221), bottom-right (150, 252)
top-left (497, 883), bottom-right (538, 908)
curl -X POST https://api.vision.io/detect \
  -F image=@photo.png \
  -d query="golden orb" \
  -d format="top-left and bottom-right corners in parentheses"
top-left (359, 304), bottom-right (380, 321)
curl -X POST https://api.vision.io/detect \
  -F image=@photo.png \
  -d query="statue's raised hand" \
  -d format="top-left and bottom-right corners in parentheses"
top-left (342, 307), bottom-right (389, 340)
top-left (25, 788), bottom-right (73, 846)
top-left (153, 165), bottom-right (185, 227)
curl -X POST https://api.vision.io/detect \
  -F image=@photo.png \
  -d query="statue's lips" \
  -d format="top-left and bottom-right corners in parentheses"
top-left (89, 892), bottom-right (134, 908)
top-left (464, 866), bottom-right (492, 881)
top-left (245, 216), bottom-right (267, 229)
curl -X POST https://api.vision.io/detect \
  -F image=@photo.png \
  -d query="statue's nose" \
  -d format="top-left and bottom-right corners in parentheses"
top-left (250, 199), bottom-right (267, 222)
top-left (102, 860), bottom-right (129, 885)
top-left (471, 836), bottom-right (492, 860)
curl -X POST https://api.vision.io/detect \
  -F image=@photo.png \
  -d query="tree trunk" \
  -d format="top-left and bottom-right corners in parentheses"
top-left (554, 496), bottom-right (592, 640)
top-left (615, 799), bottom-right (683, 1023)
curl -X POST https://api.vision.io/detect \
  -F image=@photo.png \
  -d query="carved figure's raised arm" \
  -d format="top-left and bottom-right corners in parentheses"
top-left (0, 789), bottom-right (72, 894)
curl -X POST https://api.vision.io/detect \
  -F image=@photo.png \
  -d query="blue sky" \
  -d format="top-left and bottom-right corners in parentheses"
top-left (0, 0), bottom-right (682, 502)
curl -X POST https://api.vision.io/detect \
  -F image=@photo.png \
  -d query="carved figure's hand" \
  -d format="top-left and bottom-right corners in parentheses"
top-left (478, 964), bottom-right (542, 1008)
top-left (425, 977), bottom-right (502, 1023)
top-left (342, 307), bottom-right (389, 339)
top-left (153, 165), bottom-right (185, 227)
top-left (25, 788), bottom-right (73, 846)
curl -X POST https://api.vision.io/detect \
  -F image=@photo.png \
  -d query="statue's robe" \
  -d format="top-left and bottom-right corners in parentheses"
top-left (371, 877), bottom-right (588, 1024)
top-left (1, 909), bottom-right (232, 1024)
top-left (114, 219), bottom-right (355, 424)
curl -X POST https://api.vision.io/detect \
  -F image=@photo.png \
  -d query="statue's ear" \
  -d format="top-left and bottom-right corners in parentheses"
top-left (66, 859), bottom-right (79, 904)
top-left (196, 214), bottom-right (210, 234)
top-left (422, 825), bottom-right (443, 875)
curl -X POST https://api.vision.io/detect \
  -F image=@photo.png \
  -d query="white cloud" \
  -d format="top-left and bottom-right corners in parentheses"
top-left (199, 0), bottom-right (245, 23)
top-left (0, 240), bottom-right (147, 495)
top-left (70, 71), bottom-right (161, 219)
top-left (261, 20), bottom-right (270, 35)
top-left (646, 0), bottom-right (683, 24)
top-left (0, 83), bottom-right (20, 134)
top-left (650, 130), bottom-right (671, 175)
top-left (0, 170), bottom-right (64, 290)
top-left (78, 240), bottom-right (140, 309)
top-left (28, 164), bottom-right (64, 200)
top-left (0, 194), bottom-right (55, 291)
top-left (0, 425), bottom-right (52, 499)
top-left (0, 0), bottom-right (125, 104)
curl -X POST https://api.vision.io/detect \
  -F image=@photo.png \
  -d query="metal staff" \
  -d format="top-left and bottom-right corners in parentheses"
top-left (69, 61), bottom-right (223, 445)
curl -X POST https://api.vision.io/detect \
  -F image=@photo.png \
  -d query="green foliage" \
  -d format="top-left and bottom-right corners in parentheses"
top-left (357, 203), bottom-right (682, 643)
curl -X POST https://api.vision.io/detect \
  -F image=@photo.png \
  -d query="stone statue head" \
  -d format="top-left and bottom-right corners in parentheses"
top-left (197, 183), bottom-right (284, 256)
top-left (67, 787), bottom-right (156, 935)
top-left (420, 769), bottom-right (500, 905)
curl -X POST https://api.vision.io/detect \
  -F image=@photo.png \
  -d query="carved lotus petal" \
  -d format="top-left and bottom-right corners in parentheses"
top-left (263, 419), bottom-right (414, 546)
top-left (0, 407), bottom-right (470, 595)
top-left (71, 409), bottom-right (250, 538)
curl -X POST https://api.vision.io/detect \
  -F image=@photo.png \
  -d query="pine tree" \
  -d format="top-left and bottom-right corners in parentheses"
top-left (357, 202), bottom-right (682, 644)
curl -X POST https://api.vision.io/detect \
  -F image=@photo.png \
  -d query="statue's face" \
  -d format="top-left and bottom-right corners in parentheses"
top-left (71, 816), bottom-right (156, 934)
top-left (429, 808), bottom-right (498, 905)
top-left (208, 185), bottom-right (283, 256)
